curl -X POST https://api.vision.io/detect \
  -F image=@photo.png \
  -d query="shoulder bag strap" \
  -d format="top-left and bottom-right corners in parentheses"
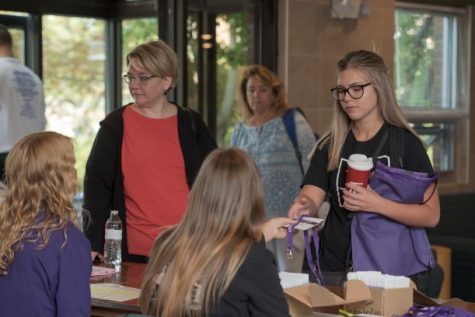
top-left (283, 109), bottom-right (304, 174)
top-left (372, 129), bottom-right (389, 168)
top-left (388, 126), bottom-right (405, 168)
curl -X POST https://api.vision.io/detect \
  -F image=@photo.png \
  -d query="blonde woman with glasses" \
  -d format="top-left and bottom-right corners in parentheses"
top-left (0, 132), bottom-right (92, 316)
top-left (289, 50), bottom-right (440, 284)
top-left (140, 148), bottom-right (294, 317)
top-left (83, 40), bottom-right (216, 263)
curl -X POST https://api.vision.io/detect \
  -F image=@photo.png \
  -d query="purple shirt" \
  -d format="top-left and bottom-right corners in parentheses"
top-left (0, 221), bottom-right (92, 317)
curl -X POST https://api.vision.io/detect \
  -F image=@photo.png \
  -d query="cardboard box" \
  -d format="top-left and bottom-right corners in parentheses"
top-left (284, 280), bottom-right (372, 317)
top-left (284, 278), bottom-right (475, 317)
top-left (345, 285), bottom-right (413, 317)
top-left (413, 289), bottom-right (475, 313)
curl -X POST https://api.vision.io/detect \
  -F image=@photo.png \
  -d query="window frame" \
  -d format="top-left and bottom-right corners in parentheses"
top-left (394, 2), bottom-right (471, 191)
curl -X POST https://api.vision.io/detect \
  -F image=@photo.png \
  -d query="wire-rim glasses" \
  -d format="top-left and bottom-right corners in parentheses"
top-left (330, 83), bottom-right (372, 101)
top-left (122, 74), bottom-right (157, 85)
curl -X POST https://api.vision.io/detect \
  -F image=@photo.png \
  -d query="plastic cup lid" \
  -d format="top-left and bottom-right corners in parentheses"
top-left (348, 154), bottom-right (373, 171)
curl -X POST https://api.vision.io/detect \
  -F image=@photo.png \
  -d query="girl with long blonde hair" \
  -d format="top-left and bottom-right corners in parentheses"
top-left (0, 131), bottom-right (92, 317)
top-left (140, 148), bottom-right (293, 317)
top-left (289, 50), bottom-right (439, 281)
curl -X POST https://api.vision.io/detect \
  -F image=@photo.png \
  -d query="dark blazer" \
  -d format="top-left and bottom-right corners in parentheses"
top-left (147, 240), bottom-right (291, 317)
top-left (208, 240), bottom-right (291, 317)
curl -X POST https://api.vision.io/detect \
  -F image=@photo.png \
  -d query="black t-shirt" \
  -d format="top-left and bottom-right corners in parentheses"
top-left (303, 124), bottom-right (434, 271)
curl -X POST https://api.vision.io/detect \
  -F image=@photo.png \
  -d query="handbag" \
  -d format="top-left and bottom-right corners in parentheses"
top-left (351, 161), bottom-right (438, 276)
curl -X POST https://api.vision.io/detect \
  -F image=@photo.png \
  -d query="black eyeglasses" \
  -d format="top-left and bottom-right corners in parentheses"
top-left (330, 83), bottom-right (372, 101)
top-left (122, 74), bottom-right (157, 85)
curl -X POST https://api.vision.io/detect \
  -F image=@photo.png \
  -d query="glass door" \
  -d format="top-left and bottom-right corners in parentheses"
top-left (187, 2), bottom-right (255, 146)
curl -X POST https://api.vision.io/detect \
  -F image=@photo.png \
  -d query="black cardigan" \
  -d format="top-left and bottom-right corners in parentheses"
top-left (83, 104), bottom-right (217, 261)
top-left (148, 240), bottom-right (290, 317)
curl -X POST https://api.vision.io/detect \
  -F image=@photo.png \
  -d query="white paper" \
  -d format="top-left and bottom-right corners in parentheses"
top-left (91, 266), bottom-right (118, 277)
top-left (90, 283), bottom-right (141, 302)
top-left (279, 272), bottom-right (309, 289)
top-left (347, 271), bottom-right (411, 289)
top-left (283, 216), bottom-right (324, 231)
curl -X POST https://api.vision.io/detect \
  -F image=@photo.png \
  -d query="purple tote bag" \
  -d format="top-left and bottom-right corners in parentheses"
top-left (351, 161), bottom-right (438, 276)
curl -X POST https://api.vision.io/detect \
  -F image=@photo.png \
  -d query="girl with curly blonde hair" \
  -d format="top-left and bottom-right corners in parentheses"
top-left (0, 131), bottom-right (92, 317)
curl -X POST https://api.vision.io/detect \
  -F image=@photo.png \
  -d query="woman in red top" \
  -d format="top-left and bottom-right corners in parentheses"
top-left (83, 40), bottom-right (216, 262)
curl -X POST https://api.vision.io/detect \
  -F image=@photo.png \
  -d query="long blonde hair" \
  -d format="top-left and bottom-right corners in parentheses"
top-left (319, 50), bottom-right (418, 170)
top-left (140, 148), bottom-right (265, 316)
top-left (0, 132), bottom-right (78, 275)
top-left (239, 64), bottom-right (289, 121)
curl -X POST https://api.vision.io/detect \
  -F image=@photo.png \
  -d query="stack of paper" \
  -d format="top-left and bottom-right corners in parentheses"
top-left (279, 272), bottom-right (309, 289)
top-left (347, 271), bottom-right (411, 289)
top-left (90, 283), bottom-right (141, 302)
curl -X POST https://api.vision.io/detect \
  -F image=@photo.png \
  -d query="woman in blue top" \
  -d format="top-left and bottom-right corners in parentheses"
top-left (0, 131), bottom-right (92, 317)
top-left (231, 65), bottom-right (316, 272)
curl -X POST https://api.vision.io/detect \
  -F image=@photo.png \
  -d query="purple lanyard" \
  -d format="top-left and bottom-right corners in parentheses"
top-left (286, 215), bottom-right (303, 259)
top-left (287, 215), bottom-right (325, 285)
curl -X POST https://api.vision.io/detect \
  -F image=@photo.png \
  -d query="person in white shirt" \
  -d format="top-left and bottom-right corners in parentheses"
top-left (0, 25), bottom-right (46, 181)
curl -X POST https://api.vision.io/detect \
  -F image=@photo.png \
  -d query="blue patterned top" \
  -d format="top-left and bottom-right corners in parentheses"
top-left (231, 111), bottom-right (316, 219)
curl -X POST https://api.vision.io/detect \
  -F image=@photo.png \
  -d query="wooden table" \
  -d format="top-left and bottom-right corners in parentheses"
top-left (90, 262), bottom-right (145, 317)
top-left (90, 263), bottom-right (475, 317)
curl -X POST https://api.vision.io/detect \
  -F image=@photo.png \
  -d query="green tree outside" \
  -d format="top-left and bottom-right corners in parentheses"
top-left (42, 16), bottom-right (106, 193)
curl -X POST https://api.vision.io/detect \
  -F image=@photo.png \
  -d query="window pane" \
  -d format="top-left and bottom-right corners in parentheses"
top-left (9, 28), bottom-right (25, 64)
top-left (121, 18), bottom-right (159, 106)
top-left (412, 122), bottom-right (454, 172)
top-left (0, 12), bottom-right (27, 62)
top-left (394, 9), bottom-right (458, 109)
top-left (42, 15), bottom-right (106, 192)
top-left (216, 12), bottom-right (253, 146)
top-left (187, 13), bottom-right (200, 112)
top-left (394, 5), bottom-right (467, 177)
top-left (0, 11), bottom-right (27, 16)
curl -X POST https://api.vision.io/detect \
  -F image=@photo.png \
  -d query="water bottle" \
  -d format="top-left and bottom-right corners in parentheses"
top-left (104, 210), bottom-right (122, 267)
